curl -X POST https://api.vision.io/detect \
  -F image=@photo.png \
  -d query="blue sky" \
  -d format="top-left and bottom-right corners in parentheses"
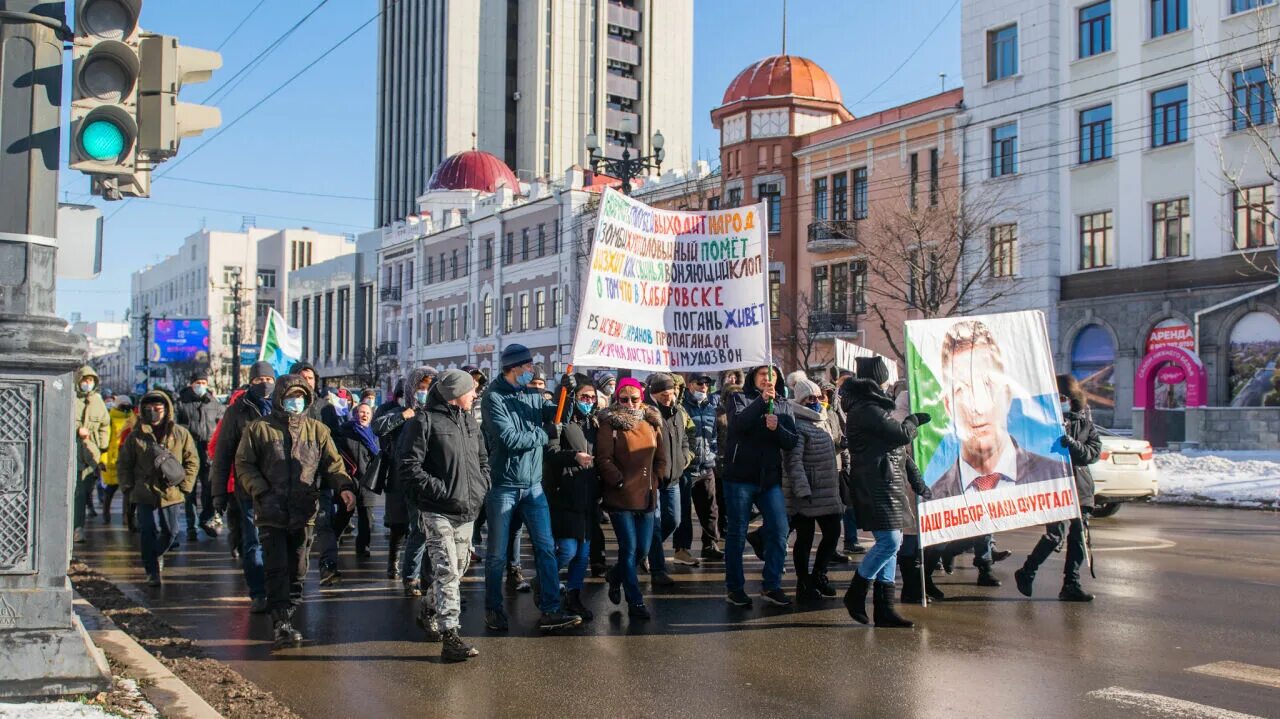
top-left (59, 0), bottom-right (961, 323)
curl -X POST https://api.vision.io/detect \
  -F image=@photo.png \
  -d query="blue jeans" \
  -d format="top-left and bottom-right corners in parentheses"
top-left (136, 503), bottom-right (179, 576)
top-left (858, 529), bottom-right (903, 583)
top-left (647, 481), bottom-right (681, 573)
top-left (843, 507), bottom-right (860, 547)
top-left (608, 510), bottom-right (654, 606)
top-left (484, 483), bottom-right (561, 613)
top-left (400, 507), bottom-right (427, 583)
top-left (555, 537), bottom-right (590, 591)
top-left (238, 498), bottom-right (266, 600)
top-left (723, 481), bottom-right (788, 593)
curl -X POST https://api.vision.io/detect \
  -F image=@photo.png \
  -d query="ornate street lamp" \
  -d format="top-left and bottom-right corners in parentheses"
top-left (584, 117), bottom-right (664, 195)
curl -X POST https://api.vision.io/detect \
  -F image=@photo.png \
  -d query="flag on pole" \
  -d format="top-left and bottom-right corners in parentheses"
top-left (258, 307), bottom-right (302, 377)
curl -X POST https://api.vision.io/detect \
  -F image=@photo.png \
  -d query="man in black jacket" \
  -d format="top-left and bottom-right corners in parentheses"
top-left (722, 365), bottom-right (798, 609)
top-left (644, 373), bottom-right (692, 587)
top-left (398, 369), bottom-right (489, 662)
top-left (176, 369), bottom-right (224, 540)
top-left (210, 361), bottom-right (275, 614)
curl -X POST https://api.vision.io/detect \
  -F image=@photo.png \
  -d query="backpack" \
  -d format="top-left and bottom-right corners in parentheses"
top-left (145, 432), bottom-right (187, 489)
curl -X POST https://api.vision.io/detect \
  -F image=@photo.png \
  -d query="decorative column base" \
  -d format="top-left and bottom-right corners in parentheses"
top-left (0, 611), bottom-right (110, 699)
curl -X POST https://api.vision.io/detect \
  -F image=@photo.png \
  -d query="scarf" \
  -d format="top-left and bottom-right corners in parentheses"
top-left (347, 418), bottom-right (380, 456)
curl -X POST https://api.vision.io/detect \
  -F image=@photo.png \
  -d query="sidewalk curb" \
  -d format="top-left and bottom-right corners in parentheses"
top-left (73, 593), bottom-right (225, 719)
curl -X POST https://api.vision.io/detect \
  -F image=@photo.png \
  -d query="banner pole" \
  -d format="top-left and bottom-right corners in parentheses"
top-left (917, 495), bottom-right (927, 608)
top-left (554, 363), bottom-right (575, 424)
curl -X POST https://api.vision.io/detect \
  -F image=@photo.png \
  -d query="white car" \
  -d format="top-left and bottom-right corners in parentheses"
top-left (1089, 430), bottom-right (1160, 518)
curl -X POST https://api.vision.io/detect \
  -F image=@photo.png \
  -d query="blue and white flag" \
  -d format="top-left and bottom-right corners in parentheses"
top-left (258, 308), bottom-right (302, 378)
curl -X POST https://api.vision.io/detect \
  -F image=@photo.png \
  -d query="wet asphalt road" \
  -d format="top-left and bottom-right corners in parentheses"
top-left (77, 503), bottom-right (1280, 719)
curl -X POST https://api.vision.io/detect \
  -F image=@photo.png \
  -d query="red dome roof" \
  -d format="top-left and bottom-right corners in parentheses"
top-left (722, 55), bottom-right (842, 105)
top-left (426, 150), bottom-right (519, 193)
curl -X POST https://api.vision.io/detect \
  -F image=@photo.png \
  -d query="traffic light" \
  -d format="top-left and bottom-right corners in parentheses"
top-left (138, 35), bottom-right (222, 157)
top-left (70, 0), bottom-right (143, 176)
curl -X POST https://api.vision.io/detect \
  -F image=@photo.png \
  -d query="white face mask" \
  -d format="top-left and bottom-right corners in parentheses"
top-left (1060, 400), bottom-right (1073, 415)
top-left (690, 391), bottom-right (707, 402)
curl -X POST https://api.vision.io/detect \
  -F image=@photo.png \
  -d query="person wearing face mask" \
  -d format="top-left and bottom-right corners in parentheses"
top-left (73, 365), bottom-right (112, 543)
top-left (784, 378), bottom-right (845, 602)
top-left (372, 378), bottom-right (416, 581)
top-left (382, 367), bottom-right (438, 596)
top-left (479, 344), bottom-right (582, 634)
top-left (210, 361), bottom-right (277, 613)
top-left (117, 391), bottom-right (200, 586)
top-left (677, 374), bottom-right (721, 564)
top-left (1013, 374), bottom-right (1101, 603)
top-left (288, 361), bottom-right (331, 422)
top-left (101, 395), bottom-right (135, 525)
top-left (335, 402), bottom-right (381, 561)
top-left (642, 373), bottom-right (692, 587)
top-left (542, 373), bottom-right (600, 622)
top-left (235, 374), bottom-right (357, 649)
top-left (176, 369), bottom-right (225, 542)
top-left (359, 388), bottom-right (378, 409)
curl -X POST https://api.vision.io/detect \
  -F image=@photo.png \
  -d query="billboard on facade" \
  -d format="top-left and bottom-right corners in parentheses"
top-left (150, 319), bottom-right (211, 364)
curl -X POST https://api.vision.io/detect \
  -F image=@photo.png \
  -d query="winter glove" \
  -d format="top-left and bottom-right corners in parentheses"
top-left (212, 495), bottom-right (228, 513)
top-left (559, 374), bottom-right (578, 393)
top-left (910, 412), bottom-right (932, 426)
top-left (918, 486), bottom-right (933, 501)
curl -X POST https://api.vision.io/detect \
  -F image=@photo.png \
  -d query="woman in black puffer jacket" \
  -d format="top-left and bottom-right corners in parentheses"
top-left (1013, 374), bottom-right (1101, 603)
top-left (842, 357), bottom-right (932, 628)
top-left (783, 378), bottom-right (844, 602)
top-left (543, 373), bottom-right (600, 621)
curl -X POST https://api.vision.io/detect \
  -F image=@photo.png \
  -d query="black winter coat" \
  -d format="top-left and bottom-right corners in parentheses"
top-left (175, 386), bottom-right (224, 447)
top-left (543, 412), bottom-right (600, 541)
top-left (1062, 409), bottom-right (1101, 509)
top-left (723, 377), bottom-right (798, 488)
top-left (372, 400), bottom-right (412, 524)
top-left (782, 405), bottom-right (844, 518)
top-left (396, 399), bottom-right (490, 523)
top-left (844, 378), bottom-right (928, 531)
top-left (210, 390), bottom-right (269, 499)
top-left (650, 400), bottom-right (692, 487)
top-left (336, 424), bottom-right (382, 493)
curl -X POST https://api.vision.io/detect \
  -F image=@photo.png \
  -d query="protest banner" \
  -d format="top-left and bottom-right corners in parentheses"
top-left (570, 187), bottom-right (771, 372)
top-left (834, 338), bottom-right (899, 386)
top-left (905, 310), bottom-right (1078, 547)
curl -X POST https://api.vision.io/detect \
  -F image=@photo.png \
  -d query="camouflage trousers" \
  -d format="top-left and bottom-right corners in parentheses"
top-left (418, 512), bottom-right (474, 631)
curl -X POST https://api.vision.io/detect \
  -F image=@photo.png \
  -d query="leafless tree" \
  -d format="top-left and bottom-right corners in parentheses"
top-left (353, 346), bottom-right (396, 390)
top-left (779, 291), bottom-right (826, 376)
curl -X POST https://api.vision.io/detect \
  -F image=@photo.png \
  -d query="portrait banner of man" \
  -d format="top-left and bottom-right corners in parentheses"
top-left (905, 311), bottom-right (1078, 547)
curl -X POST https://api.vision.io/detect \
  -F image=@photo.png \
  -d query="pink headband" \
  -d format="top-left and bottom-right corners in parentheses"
top-left (614, 377), bottom-right (646, 401)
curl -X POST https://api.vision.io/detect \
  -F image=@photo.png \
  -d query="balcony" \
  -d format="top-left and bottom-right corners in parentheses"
top-left (607, 3), bottom-right (640, 31)
top-left (607, 38), bottom-right (639, 66)
top-left (379, 286), bottom-right (402, 302)
top-left (606, 73), bottom-right (639, 101)
top-left (806, 220), bottom-right (859, 253)
top-left (808, 312), bottom-right (860, 336)
top-left (377, 341), bottom-right (399, 356)
top-left (606, 108), bottom-right (640, 135)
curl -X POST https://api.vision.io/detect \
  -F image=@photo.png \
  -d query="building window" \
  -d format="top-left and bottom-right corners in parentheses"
top-left (1233, 185), bottom-right (1276, 250)
top-left (990, 224), bottom-right (1018, 277)
top-left (256, 269), bottom-right (276, 288)
top-left (708, 196), bottom-right (721, 210)
top-left (436, 310), bottom-right (444, 344)
top-left (336, 288), bottom-right (348, 358)
top-left (483, 295), bottom-right (493, 335)
top-left (1151, 0), bottom-right (1186, 37)
top-left (768, 270), bottom-right (781, 320)
top-left (831, 263), bottom-right (848, 316)
top-left (537, 224), bottom-right (546, 257)
top-left (909, 152), bottom-right (919, 209)
top-left (1079, 1), bottom-right (1111, 59)
top-left (462, 303), bottom-right (469, 336)
top-left (987, 24), bottom-right (1018, 81)
top-left (1151, 84), bottom-right (1188, 147)
top-left (757, 146), bottom-right (767, 169)
top-left (424, 257), bottom-right (433, 285)
top-left (1152, 198), bottom-right (1191, 260)
top-left (1232, 0), bottom-right (1275, 13)
top-left (852, 168), bottom-right (868, 219)
top-left (929, 148), bottom-right (939, 206)
top-left (534, 289), bottom-right (546, 329)
top-left (1079, 104), bottom-right (1113, 164)
top-left (221, 296), bottom-right (236, 315)
top-left (850, 261), bottom-right (867, 313)
top-left (449, 307), bottom-right (458, 341)
top-left (519, 294), bottom-right (530, 331)
top-left (726, 187), bottom-right (742, 208)
top-left (1079, 211), bottom-right (1114, 269)
top-left (451, 249), bottom-right (459, 279)
top-left (485, 237), bottom-right (494, 269)
top-left (222, 265), bottom-right (241, 284)
top-left (435, 253), bottom-right (443, 283)
top-left (521, 229), bottom-right (529, 260)
top-left (832, 172), bottom-right (848, 221)
top-left (504, 232), bottom-right (514, 264)
top-left (991, 122), bottom-right (1018, 177)
top-left (813, 177), bottom-right (828, 220)
top-left (759, 184), bottom-right (782, 233)
top-left (503, 297), bottom-right (513, 333)
top-left (1232, 65), bottom-right (1275, 130)
top-left (423, 312), bottom-right (432, 344)
top-left (811, 266), bottom-right (828, 311)
top-left (405, 262), bottom-right (414, 290)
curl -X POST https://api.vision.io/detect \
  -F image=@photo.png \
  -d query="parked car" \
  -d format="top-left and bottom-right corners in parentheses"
top-left (1090, 429), bottom-right (1159, 517)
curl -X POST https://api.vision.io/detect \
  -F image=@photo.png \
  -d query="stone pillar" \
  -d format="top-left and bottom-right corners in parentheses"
top-left (0, 1), bottom-right (110, 698)
top-left (1131, 409), bottom-right (1146, 441)
top-left (1183, 407), bottom-right (1203, 449)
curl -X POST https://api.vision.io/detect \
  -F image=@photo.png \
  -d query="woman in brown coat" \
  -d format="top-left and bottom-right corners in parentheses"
top-left (596, 378), bottom-right (667, 620)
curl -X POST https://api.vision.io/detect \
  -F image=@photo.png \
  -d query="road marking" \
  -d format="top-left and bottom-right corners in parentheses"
top-left (1087, 687), bottom-right (1265, 719)
top-left (1091, 538), bottom-right (1177, 552)
top-left (1188, 661), bottom-right (1280, 689)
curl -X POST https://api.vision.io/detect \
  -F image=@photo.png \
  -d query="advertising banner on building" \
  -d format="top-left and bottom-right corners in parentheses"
top-left (905, 310), bottom-right (1078, 547)
top-left (150, 319), bottom-right (211, 364)
top-left (570, 187), bottom-right (771, 372)
top-left (834, 338), bottom-right (899, 385)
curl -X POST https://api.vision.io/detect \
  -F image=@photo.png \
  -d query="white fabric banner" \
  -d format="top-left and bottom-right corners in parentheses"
top-left (570, 187), bottom-right (771, 372)
top-left (834, 338), bottom-right (899, 385)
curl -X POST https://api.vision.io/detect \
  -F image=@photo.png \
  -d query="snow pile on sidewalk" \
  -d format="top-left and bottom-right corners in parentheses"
top-left (0, 703), bottom-right (121, 718)
top-left (1154, 450), bottom-right (1280, 509)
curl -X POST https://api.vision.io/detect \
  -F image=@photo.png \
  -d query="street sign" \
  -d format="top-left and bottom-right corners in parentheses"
top-left (239, 346), bottom-right (259, 365)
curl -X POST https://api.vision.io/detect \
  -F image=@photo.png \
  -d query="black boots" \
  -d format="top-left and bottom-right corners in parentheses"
top-left (564, 589), bottom-right (594, 622)
top-left (796, 575), bottom-right (821, 601)
top-left (844, 573), bottom-right (871, 624)
top-left (441, 628), bottom-right (479, 662)
top-left (976, 562), bottom-right (1002, 587)
top-left (899, 555), bottom-right (924, 605)
top-left (1014, 567), bottom-right (1035, 597)
top-left (1058, 583), bottom-right (1095, 602)
top-left (813, 574), bottom-right (837, 598)
top-left (272, 620), bottom-right (303, 649)
top-left (873, 581), bottom-right (914, 628)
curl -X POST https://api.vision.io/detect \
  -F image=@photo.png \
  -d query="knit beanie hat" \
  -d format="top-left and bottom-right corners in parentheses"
top-left (500, 344), bottom-right (533, 370)
top-left (434, 369), bottom-right (477, 401)
top-left (646, 372), bottom-right (676, 394)
top-left (792, 377), bottom-right (822, 404)
top-left (249, 361), bottom-right (275, 381)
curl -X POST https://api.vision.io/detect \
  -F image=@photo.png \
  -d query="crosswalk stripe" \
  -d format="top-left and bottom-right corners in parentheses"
top-left (1087, 687), bottom-right (1265, 719)
top-left (1187, 662), bottom-right (1280, 690)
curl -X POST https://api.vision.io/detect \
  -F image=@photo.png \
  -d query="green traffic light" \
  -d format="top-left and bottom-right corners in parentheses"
top-left (80, 119), bottom-right (126, 160)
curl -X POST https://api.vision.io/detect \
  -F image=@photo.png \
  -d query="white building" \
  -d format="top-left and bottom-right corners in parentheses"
top-left (374, 0), bottom-right (693, 226)
top-left (68, 321), bottom-right (132, 393)
top-left (286, 231), bottom-right (380, 387)
top-left (129, 227), bottom-right (353, 391)
top-left (962, 0), bottom-right (1280, 436)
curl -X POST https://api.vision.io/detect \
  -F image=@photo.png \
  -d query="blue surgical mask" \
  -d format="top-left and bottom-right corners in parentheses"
top-left (517, 370), bottom-right (534, 386)
top-left (806, 401), bottom-right (823, 412)
top-left (575, 401), bottom-right (594, 416)
top-left (1060, 400), bottom-right (1072, 415)
top-left (79, 381), bottom-right (94, 394)
top-left (414, 389), bottom-right (430, 405)
top-left (282, 397), bottom-right (307, 415)
top-left (193, 384), bottom-right (208, 397)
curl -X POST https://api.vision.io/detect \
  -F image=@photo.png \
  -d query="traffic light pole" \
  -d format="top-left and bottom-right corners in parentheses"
top-left (140, 308), bottom-right (151, 391)
top-left (230, 273), bottom-right (243, 388)
top-left (0, 0), bottom-right (112, 698)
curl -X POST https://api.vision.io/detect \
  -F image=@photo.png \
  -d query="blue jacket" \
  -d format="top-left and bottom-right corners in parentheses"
top-left (480, 374), bottom-right (552, 489)
top-left (681, 392), bottom-right (719, 472)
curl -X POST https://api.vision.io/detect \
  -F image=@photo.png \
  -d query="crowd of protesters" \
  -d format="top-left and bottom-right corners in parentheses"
top-left (78, 340), bottom-right (1099, 662)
